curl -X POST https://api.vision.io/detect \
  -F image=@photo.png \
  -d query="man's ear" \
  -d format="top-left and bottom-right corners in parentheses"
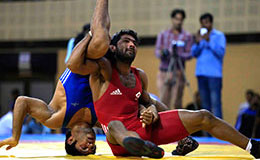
top-left (67, 136), bottom-right (75, 145)
top-left (109, 45), bottom-right (116, 52)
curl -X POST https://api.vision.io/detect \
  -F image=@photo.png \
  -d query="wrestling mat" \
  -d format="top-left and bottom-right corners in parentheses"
top-left (0, 134), bottom-right (255, 160)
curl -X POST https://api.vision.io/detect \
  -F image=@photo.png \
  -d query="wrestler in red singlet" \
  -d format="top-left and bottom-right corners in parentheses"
top-left (94, 66), bottom-right (189, 155)
top-left (94, 66), bottom-right (143, 133)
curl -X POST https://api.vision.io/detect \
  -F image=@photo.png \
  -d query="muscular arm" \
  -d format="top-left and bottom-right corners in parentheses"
top-left (0, 96), bottom-right (54, 150)
top-left (88, 0), bottom-right (110, 59)
top-left (67, 0), bottom-right (110, 75)
top-left (138, 69), bottom-right (168, 112)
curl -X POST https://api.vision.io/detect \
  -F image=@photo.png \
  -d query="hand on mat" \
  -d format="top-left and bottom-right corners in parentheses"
top-left (0, 137), bottom-right (18, 150)
top-left (140, 105), bottom-right (158, 128)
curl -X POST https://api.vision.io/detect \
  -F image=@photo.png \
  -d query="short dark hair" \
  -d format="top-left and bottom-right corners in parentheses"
top-left (110, 29), bottom-right (140, 46)
top-left (65, 130), bottom-right (96, 156)
top-left (171, 9), bottom-right (186, 19)
top-left (200, 13), bottom-right (213, 23)
top-left (246, 89), bottom-right (254, 96)
top-left (82, 23), bottom-right (91, 32)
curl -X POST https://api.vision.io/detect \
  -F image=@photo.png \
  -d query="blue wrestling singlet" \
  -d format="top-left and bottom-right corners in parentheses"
top-left (59, 68), bottom-right (97, 128)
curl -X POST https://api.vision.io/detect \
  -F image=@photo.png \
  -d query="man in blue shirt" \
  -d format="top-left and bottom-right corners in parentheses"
top-left (191, 13), bottom-right (226, 118)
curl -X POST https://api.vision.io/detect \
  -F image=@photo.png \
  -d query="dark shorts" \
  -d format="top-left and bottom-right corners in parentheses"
top-left (107, 110), bottom-right (189, 156)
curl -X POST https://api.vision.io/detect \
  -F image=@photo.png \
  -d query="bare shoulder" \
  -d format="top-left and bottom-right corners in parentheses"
top-left (136, 68), bottom-right (148, 89)
top-left (91, 57), bottom-right (112, 82)
top-left (96, 57), bottom-right (111, 69)
top-left (136, 68), bottom-right (147, 80)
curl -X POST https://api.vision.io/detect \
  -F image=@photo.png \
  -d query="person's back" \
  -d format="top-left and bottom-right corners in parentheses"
top-left (47, 68), bottom-right (96, 128)
top-left (58, 68), bottom-right (95, 127)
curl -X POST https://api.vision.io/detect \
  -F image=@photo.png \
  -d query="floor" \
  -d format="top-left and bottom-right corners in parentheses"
top-left (0, 134), bottom-right (255, 160)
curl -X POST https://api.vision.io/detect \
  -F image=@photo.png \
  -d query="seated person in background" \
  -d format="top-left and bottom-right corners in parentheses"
top-left (185, 91), bottom-right (204, 137)
top-left (238, 89), bottom-right (255, 112)
top-left (252, 94), bottom-right (260, 138)
top-left (185, 91), bottom-right (201, 110)
top-left (235, 93), bottom-right (260, 138)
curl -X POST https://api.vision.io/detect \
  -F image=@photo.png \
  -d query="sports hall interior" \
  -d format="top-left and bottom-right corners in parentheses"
top-left (0, 0), bottom-right (260, 159)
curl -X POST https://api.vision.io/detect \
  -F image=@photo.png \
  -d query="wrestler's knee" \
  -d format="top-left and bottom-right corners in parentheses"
top-left (15, 96), bottom-right (29, 107)
top-left (108, 120), bottom-right (123, 132)
top-left (198, 109), bottom-right (215, 129)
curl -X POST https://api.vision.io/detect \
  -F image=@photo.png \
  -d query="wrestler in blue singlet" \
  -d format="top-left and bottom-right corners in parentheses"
top-left (59, 68), bottom-right (97, 128)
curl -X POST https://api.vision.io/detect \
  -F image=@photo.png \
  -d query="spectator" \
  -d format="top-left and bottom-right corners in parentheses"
top-left (235, 93), bottom-right (260, 138)
top-left (155, 9), bottom-right (193, 109)
top-left (0, 89), bottom-right (20, 135)
top-left (185, 91), bottom-right (204, 137)
top-left (239, 89), bottom-right (254, 111)
top-left (252, 94), bottom-right (260, 138)
top-left (191, 13), bottom-right (226, 118)
top-left (185, 91), bottom-right (201, 111)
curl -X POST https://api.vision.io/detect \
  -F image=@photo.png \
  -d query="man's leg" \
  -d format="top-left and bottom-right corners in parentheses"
top-left (179, 109), bottom-right (260, 158)
top-left (157, 71), bottom-right (171, 109)
top-left (0, 96), bottom-right (54, 150)
top-left (150, 110), bottom-right (198, 156)
top-left (209, 77), bottom-right (222, 118)
top-left (106, 121), bottom-right (140, 146)
top-left (178, 109), bottom-right (249, 150)
top-left (198, 76), bottom-right (211, 112)
top-left (171, 69), bottom-right (185, 109)
top-left (107, 120), bottom-right (164, 158)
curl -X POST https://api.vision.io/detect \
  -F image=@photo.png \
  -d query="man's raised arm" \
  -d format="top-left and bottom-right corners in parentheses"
top-left (67, 0), bottom-right (110, 75)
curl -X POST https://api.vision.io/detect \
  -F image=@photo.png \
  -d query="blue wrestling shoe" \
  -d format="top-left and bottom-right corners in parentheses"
top-left (123, 137), bottom-right (164, 158)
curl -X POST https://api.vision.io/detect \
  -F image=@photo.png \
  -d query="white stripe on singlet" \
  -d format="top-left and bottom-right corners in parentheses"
top-left (61, 69), bottom-right (71, 83)
top-left (62, 70), bottom-right (71, 84)
top-left (60, 68), bottom-right (69, 82)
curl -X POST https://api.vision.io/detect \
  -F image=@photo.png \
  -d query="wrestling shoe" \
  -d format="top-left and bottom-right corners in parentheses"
top-left (123, 137), bottom-right (164, 158)
top-left (172, 136), bottom-right (199, 156)
top-left (250, 139), bottom-right (260, 158)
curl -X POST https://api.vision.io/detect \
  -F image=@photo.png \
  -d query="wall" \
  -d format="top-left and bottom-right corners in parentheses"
top-left (1, 0), bottom-right (260, 40)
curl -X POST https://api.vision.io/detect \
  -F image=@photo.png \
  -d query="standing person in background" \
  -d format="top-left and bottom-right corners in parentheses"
top-left (191, 13), bottom-right (226, 118)
top-left (155, 9), bottom-right (193, 109)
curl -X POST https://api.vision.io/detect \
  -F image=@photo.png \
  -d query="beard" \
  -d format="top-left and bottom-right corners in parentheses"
top-left (114, 48), bottom-right (136, 64)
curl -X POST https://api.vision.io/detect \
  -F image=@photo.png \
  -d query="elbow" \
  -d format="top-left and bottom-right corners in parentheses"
top-left (88, 36), bottom-right (110, 59)
top-left (66, 60), bottom-right (80, 74)
top-left (66, 61), bottom-right (75, 72)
